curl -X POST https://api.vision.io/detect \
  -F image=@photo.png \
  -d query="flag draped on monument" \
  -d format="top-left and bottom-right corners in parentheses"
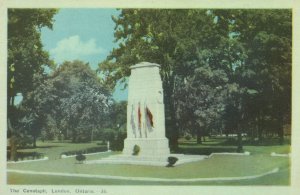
top-left (130, 104), bottom-right (136, 138)
top-left (138, 102), bottom-right (142, 137)
top-left (145, 106), bottom-right (154, 131)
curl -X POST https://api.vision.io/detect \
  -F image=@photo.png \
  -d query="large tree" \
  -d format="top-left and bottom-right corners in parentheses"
top-left (175, 65), bottom-right (230, 143)
top-left (7, 9), bottom-right (57, 160)
top-left (26, 61), bottom-right (113, 143)
top-left (214, 9), bottom-right (292, 144)
top-left (8, 9), bottom-right (57, 109)
top-left (99, 9), bottom-right (225, 150)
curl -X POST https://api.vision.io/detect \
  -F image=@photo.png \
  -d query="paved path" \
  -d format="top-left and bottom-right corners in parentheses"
top-left (7, 168), bottom-right (279, 182)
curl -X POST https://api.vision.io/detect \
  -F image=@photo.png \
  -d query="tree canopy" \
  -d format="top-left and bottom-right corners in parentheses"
top-left (99, 9), bottom-right (291, 149)
top-left (7, 9), bottom-right (58, 160)
top-left (21, 61), bottom-right (113, 143)
top-left (8, 9), bottom-right (58, 107)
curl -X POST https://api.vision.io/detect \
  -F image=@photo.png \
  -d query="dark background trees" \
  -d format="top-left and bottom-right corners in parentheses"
top-left (99, 9), bottom-right (291, 150)
top-left (7, 9), bottom-right (58, 160)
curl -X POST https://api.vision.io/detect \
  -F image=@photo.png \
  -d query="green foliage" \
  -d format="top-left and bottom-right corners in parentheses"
top-left (7, 9), bottom-right (58, 158)
top-left (7, 9), bottom-right (57, 106)
top-left (110, 131), bottom-right (127, 151)
top-left (167, 156), bottom-right (178, 167)
top-left (175, 64), bottom-right (230, 143)
top-left (61, 146), bottom-right (107, 157)
top-left (100, 128), bottom-right (116, 142)
top-left (20, 60), bottom-right (113, 143)
top-left (184, 134), bottom-right (192, 141)
top-left (105, 101), bottom-right (127, 131)
top-left (100, 9), bottom-right (221, 149)
top-left (222, 10), bottom-right (291, 144)
top-left (132, 145), bottom-right (140, 156)
top-left (101, 9), bottom-right (291, 148)
top-left (75, 153), bottom-right (86, 163)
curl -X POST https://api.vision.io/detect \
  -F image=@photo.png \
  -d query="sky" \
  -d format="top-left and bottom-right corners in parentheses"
top-left (40, 8), bottom-right (128, 102)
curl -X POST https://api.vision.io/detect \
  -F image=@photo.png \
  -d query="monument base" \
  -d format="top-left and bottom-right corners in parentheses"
top-left (86, 154), bottom-right (208, 167)
top-left (85, 138), bottom-right (209, 167)
top-left (122, 138), bottom-right (170, 156)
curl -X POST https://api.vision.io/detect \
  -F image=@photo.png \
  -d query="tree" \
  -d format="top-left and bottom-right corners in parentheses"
top-left (108, 101), bottom-right (127, 131)
top-left (216, 10), bottom-right (292, 144)
top-left (175, 65), bottom-right (229, 143)
top-left (7, 9), bottom-right (57, 160)
top-left (28, 60), bottom-right (113, 143)
top-left (99, 9), bottom-right (224, 150)
top-left (8, 9), bottom-right (57, 109)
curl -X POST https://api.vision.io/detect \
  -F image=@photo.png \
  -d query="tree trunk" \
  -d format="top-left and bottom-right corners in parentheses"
top-left (278, 114), bottom-right (284, 145)
top-left (91, 129), bottom-right (94, 142)
top-left (33, 135), bottom-right (37, 148)
top-left (169, 102), bottom-right (179, 150)
top-left (258, 115), bottom-right (264, 142)
top-left (237, 100), bottom-right (244, 153)
top-left (237, 128), bottom-right (243, 153)
top-left (197, 128), bottom-right (202, 144)
top-left (164, 77), bottom-right (178, 151)
top-left (72, 131), bottom-right (77, 143)
top-left (9, 136), bottom-right (18, 161)
top-left (8, 119), bottom-right (18, 161)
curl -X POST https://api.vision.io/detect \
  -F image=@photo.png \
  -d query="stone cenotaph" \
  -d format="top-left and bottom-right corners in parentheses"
top-left (86, 62), bottom-right (206, 166)
top-left (122, 62), bottom-right (170, 156)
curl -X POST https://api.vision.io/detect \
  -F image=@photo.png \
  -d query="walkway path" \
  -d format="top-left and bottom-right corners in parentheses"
top-left (7, 167), bottom-right (279, 182)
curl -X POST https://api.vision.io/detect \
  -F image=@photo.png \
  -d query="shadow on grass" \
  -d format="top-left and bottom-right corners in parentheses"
top-left (178, 146), bottom-right (237, 155)
top-left (181, 136), bottom-right (291, 147)
top-left (7, 145), bottom-right (62, 151)
top-left (61, 146), bottom-right (107, 156)
top-left (215, 138), bottom-right (291, 146)
top-left (7, 151), bottom-right (44, 161)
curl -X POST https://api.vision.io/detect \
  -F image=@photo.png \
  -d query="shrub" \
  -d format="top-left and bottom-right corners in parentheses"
top-left (100, 129), bottom-right (115, 142)
top-left (132, 145), bottom-right (140, 155)
top-left (74, 134), bottom-right (90, 143)
top-left (110, 131), bottom-right (126, 151)
top-left (184, 134), bottom-right (192, 141)
top-left (75, 153), bottom-right (86, 163)
top-left (18, 135), bottom-right (33, 148)
top-left (166, 156), bottom-right (178, 167)
top-left (61, 146), bottom-right (106, 156)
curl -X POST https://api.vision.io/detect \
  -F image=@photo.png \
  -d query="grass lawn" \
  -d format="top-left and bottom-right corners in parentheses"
top-left (7, 138), bottom-right (291, 185)
top-left (7, 166), bottom-right (290, 185)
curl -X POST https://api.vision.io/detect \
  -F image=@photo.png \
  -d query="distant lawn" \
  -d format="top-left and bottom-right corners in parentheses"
top-left (8, 140), bottom-right (107, 160)
top-left (178, 137), bottom-right (291, 156)
top-left (7, 138), bottom-right (291, 185)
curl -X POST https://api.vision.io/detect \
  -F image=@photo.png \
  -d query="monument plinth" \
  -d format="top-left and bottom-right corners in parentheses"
top-left (122, 62), bottom-right (170, 156)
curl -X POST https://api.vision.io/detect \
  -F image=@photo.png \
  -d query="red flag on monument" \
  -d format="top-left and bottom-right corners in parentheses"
top-left (146, 106), bottom-right (154, 127)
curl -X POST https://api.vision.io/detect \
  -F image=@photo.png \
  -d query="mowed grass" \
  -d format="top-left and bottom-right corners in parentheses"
top-left (7, 138), bottom-right (291, 185)
top-left (7, 153), bottom-right (289, 178)
top-left (7, 166), bottom-right (290, 185)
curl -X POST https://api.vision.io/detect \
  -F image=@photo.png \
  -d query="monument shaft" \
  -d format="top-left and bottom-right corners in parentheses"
top-left (123, 62), bottom-right (170, 156)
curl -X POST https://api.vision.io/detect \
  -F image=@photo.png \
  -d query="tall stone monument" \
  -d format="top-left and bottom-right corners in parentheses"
top-left (86, 62), bottom-right (206, 166)
top-left (122, 62), bottom-right (170, 156)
